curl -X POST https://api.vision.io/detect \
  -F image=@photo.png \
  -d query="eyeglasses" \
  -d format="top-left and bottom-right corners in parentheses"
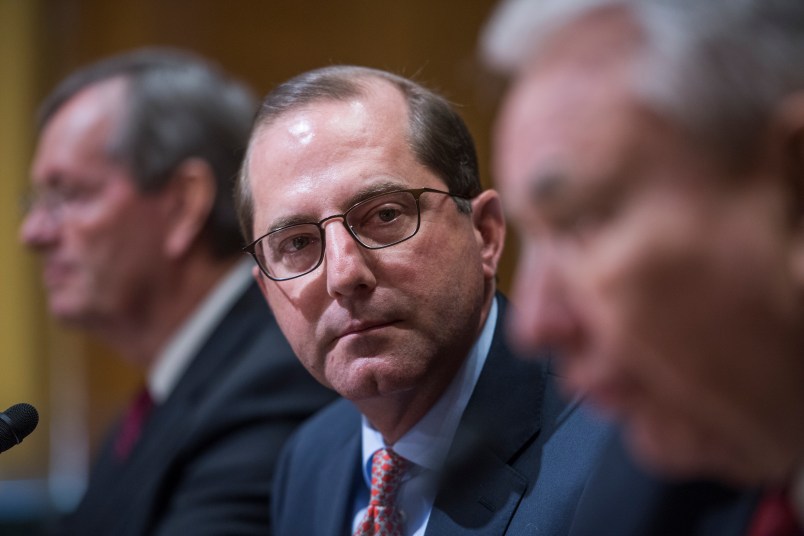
top-left (20, 183), bottom-right (103, 221)
top-left (244, 187), bottom-right (470, 281)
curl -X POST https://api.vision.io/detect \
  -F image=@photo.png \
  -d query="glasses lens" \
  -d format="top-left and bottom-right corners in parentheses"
top-left (258, 223), bottom-right (322, 279)
top-left (346, 191), bottom-right (420, 248)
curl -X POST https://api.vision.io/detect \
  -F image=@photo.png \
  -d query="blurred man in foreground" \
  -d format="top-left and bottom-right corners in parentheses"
top-left (237, 64), bottom-right (610, 535)
top-left (20, 48), bottom-right (335, 535)
top-left (484, 0), bottom-right (804, 532)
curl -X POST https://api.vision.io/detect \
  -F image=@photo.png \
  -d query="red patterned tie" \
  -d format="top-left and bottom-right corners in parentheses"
top-left (113, 387), bottom-right (154, 462)
top-left (747, 488), bottom-right (803, 536)
top-left (353, 448), bottom-right (410, 536)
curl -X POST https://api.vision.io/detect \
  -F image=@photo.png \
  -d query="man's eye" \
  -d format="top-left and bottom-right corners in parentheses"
top-left (376, 207), bottom-right (400, 223)
top-left (283, 235), bottom-right (313, 253)
top-left (557, 201), bottom-right (618, 240)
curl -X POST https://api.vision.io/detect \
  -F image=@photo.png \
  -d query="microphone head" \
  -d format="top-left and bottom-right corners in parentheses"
top-left (0, 403), bottom-right (39, 453)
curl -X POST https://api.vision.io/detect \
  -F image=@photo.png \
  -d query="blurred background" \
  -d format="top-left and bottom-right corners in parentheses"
top-left (0, 0), bottom-right (510, 532)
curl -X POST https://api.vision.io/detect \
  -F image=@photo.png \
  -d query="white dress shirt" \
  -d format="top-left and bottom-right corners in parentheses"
top-left (352, 298), bottom-right (499, 536)
top-left (147, 259), bottom-right (254, 403)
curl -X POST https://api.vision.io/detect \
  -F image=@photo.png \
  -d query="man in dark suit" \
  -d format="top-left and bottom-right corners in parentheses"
top-left (20, 49), bottom-right (336, 535)
top-left (484, 0), bottom-right (803, 532)
top-left (236, 65), bottom-right (611, 535)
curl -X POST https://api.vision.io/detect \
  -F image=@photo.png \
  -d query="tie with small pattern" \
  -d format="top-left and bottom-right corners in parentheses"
top-left (353, 448), bottom-right (410, 536)
top-left (113, 387), bottom-right (154, 462)
top-left (747, 488), bottom-right (803, 536)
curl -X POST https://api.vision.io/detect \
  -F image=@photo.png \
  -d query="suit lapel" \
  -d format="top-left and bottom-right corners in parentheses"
top-left (78, 283), bottom-right (266, 533)
top-left (314, 409), bottom-right (363, 536)
top-left (426, 296), bottom-right (547, 535)
top-left (130, 283), bottom-right (264, 463)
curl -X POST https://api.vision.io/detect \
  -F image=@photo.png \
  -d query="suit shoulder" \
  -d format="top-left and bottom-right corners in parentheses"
top-left (286, 398), bottom-right (359, 449)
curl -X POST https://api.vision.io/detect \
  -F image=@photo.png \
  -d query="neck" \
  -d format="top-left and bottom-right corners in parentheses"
top-left (356, 289), bottom-right (496, 444)
top-left (94, 253), bottom-right (238, 370)
top-left (356, 374), bottom-right (456, 445)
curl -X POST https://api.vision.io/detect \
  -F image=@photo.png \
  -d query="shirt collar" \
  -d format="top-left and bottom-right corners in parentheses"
top-left (361, 297), bottom-right (499, 482)
top-left (147, 258), bottom-right (254, 403)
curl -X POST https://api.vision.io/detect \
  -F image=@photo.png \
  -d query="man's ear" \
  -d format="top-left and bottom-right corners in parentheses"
top-left (163, 158), bottom-right (216, 259)
top-left (470, 189), bottom-right (507, 280)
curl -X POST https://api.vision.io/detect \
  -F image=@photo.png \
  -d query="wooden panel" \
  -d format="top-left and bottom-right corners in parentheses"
top-left (0, 0), bottom-right (48, 481)
top-left (27, 0), bottom-right (514, 488)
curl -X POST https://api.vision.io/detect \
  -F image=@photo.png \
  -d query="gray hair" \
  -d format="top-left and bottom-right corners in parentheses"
top-left (482, 0), bottom-right (804, 171)
top-left (236, 65), bottom-right (480, 242)
top-left (39, 48), bottom-right (257, 258)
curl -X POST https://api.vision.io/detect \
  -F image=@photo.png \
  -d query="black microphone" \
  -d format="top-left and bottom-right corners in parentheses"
top-left (0, 403), bottom-right (39, 454)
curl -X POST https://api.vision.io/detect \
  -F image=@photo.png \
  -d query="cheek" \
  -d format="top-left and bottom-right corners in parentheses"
top-left (569, 201), bottom-right (715, 393)
top-left (263, 281), bottom-right (325, 370)
top-left (375, 215), bottom-right (472, 299)
top-left (576, 198), bottom-right (769, 434)
top-left (62, 216), bottom-right (123, 295)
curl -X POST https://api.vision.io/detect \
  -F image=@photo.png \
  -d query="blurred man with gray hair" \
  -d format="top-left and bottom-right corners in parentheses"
top-left (484, 0), bottom-right (804, 533)
top-left (20, 48), bottom-right (335, 535)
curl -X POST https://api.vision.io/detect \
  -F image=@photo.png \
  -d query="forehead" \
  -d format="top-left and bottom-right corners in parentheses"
top-left (32, 79), bottom-right (127, 184)
top-left (495, 17), bottom-right (648, 213)
top-left (247, 83), bottom-right (443, 231)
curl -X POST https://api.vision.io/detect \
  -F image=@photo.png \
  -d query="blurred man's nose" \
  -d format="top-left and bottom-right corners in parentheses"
top-left (323, 220), bottom-right (377, 298)
top-left (508, 244), bottom-right (581, 356)
top-left (19, 205), bottom-right (60, 250)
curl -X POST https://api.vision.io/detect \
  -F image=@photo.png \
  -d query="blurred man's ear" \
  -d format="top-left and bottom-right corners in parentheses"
top-left (774, 92), bottom-right (804, 285)
top-left (775, 92), bottom-right (804, 216)
top-left (163, 158), bottom-right (216, 259)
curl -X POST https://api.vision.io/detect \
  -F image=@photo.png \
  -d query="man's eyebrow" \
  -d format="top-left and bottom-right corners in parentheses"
top-left (341, 180), bottom-right (407, 210)
top-left (264, 179), bottom-right (408, 233)
top-left (265, 213), bottom-right (318, 233)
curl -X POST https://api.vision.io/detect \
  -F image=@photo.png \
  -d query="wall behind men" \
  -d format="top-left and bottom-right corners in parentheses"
top-left (3, 0), bottom-right (511, 526)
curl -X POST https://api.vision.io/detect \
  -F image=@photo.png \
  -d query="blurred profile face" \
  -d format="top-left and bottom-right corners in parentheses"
top-left (246, 81), bottom-right (500, 403)
top-left (493, 13), bottom-right (804, 484)
top-left (20, 79), bottom-right (172, 332)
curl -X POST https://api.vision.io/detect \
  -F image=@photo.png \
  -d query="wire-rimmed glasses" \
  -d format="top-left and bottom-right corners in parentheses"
top-left (243, 187), bottom-right (469, 281)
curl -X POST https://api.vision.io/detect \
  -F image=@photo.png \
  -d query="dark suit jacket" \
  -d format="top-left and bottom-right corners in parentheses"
top-left (568, 433), bottom-right (760, 536)
top-left (271, 296), bottom-right (612, 535)
top-left (54, 281), bottom-right (338, 536)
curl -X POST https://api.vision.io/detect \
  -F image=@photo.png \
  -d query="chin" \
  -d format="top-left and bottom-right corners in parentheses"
top-left (49, 299), bottom-right (94, 328)
top-left (338, 359), bottom-right (419, 400)
top-left (624, 418), bottom-right (708, 480)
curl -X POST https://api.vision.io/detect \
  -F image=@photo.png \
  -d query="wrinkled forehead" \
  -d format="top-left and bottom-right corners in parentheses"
top-left (498, 45), bottom-right (641, 193)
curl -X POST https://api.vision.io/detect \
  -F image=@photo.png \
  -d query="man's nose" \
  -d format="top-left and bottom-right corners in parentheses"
top-left (508, 243), bottom-right (581, 356)
top-left (322, 219), bottom-right (377, 298)
top-left (19, 205), bottom-right (60, 250)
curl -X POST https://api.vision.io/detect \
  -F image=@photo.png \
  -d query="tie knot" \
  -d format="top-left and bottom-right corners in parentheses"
top-left (369, 448), bottom-right (409, 505)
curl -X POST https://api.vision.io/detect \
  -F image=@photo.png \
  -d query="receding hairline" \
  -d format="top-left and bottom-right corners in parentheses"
top-left (243, 74), bottom-right (415, 188)
top-left (43, 75), bottom-right (132, 145)
top-left (253, 73), bottom-right (411, 138)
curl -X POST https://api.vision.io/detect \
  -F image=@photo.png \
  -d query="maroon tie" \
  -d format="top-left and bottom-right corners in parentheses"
top-left (747, 488), bottom-right (803, 536)
top-left (353, 448), bottom-right (410, 536)
top-left (113, 387), bottom-right (154, 462)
